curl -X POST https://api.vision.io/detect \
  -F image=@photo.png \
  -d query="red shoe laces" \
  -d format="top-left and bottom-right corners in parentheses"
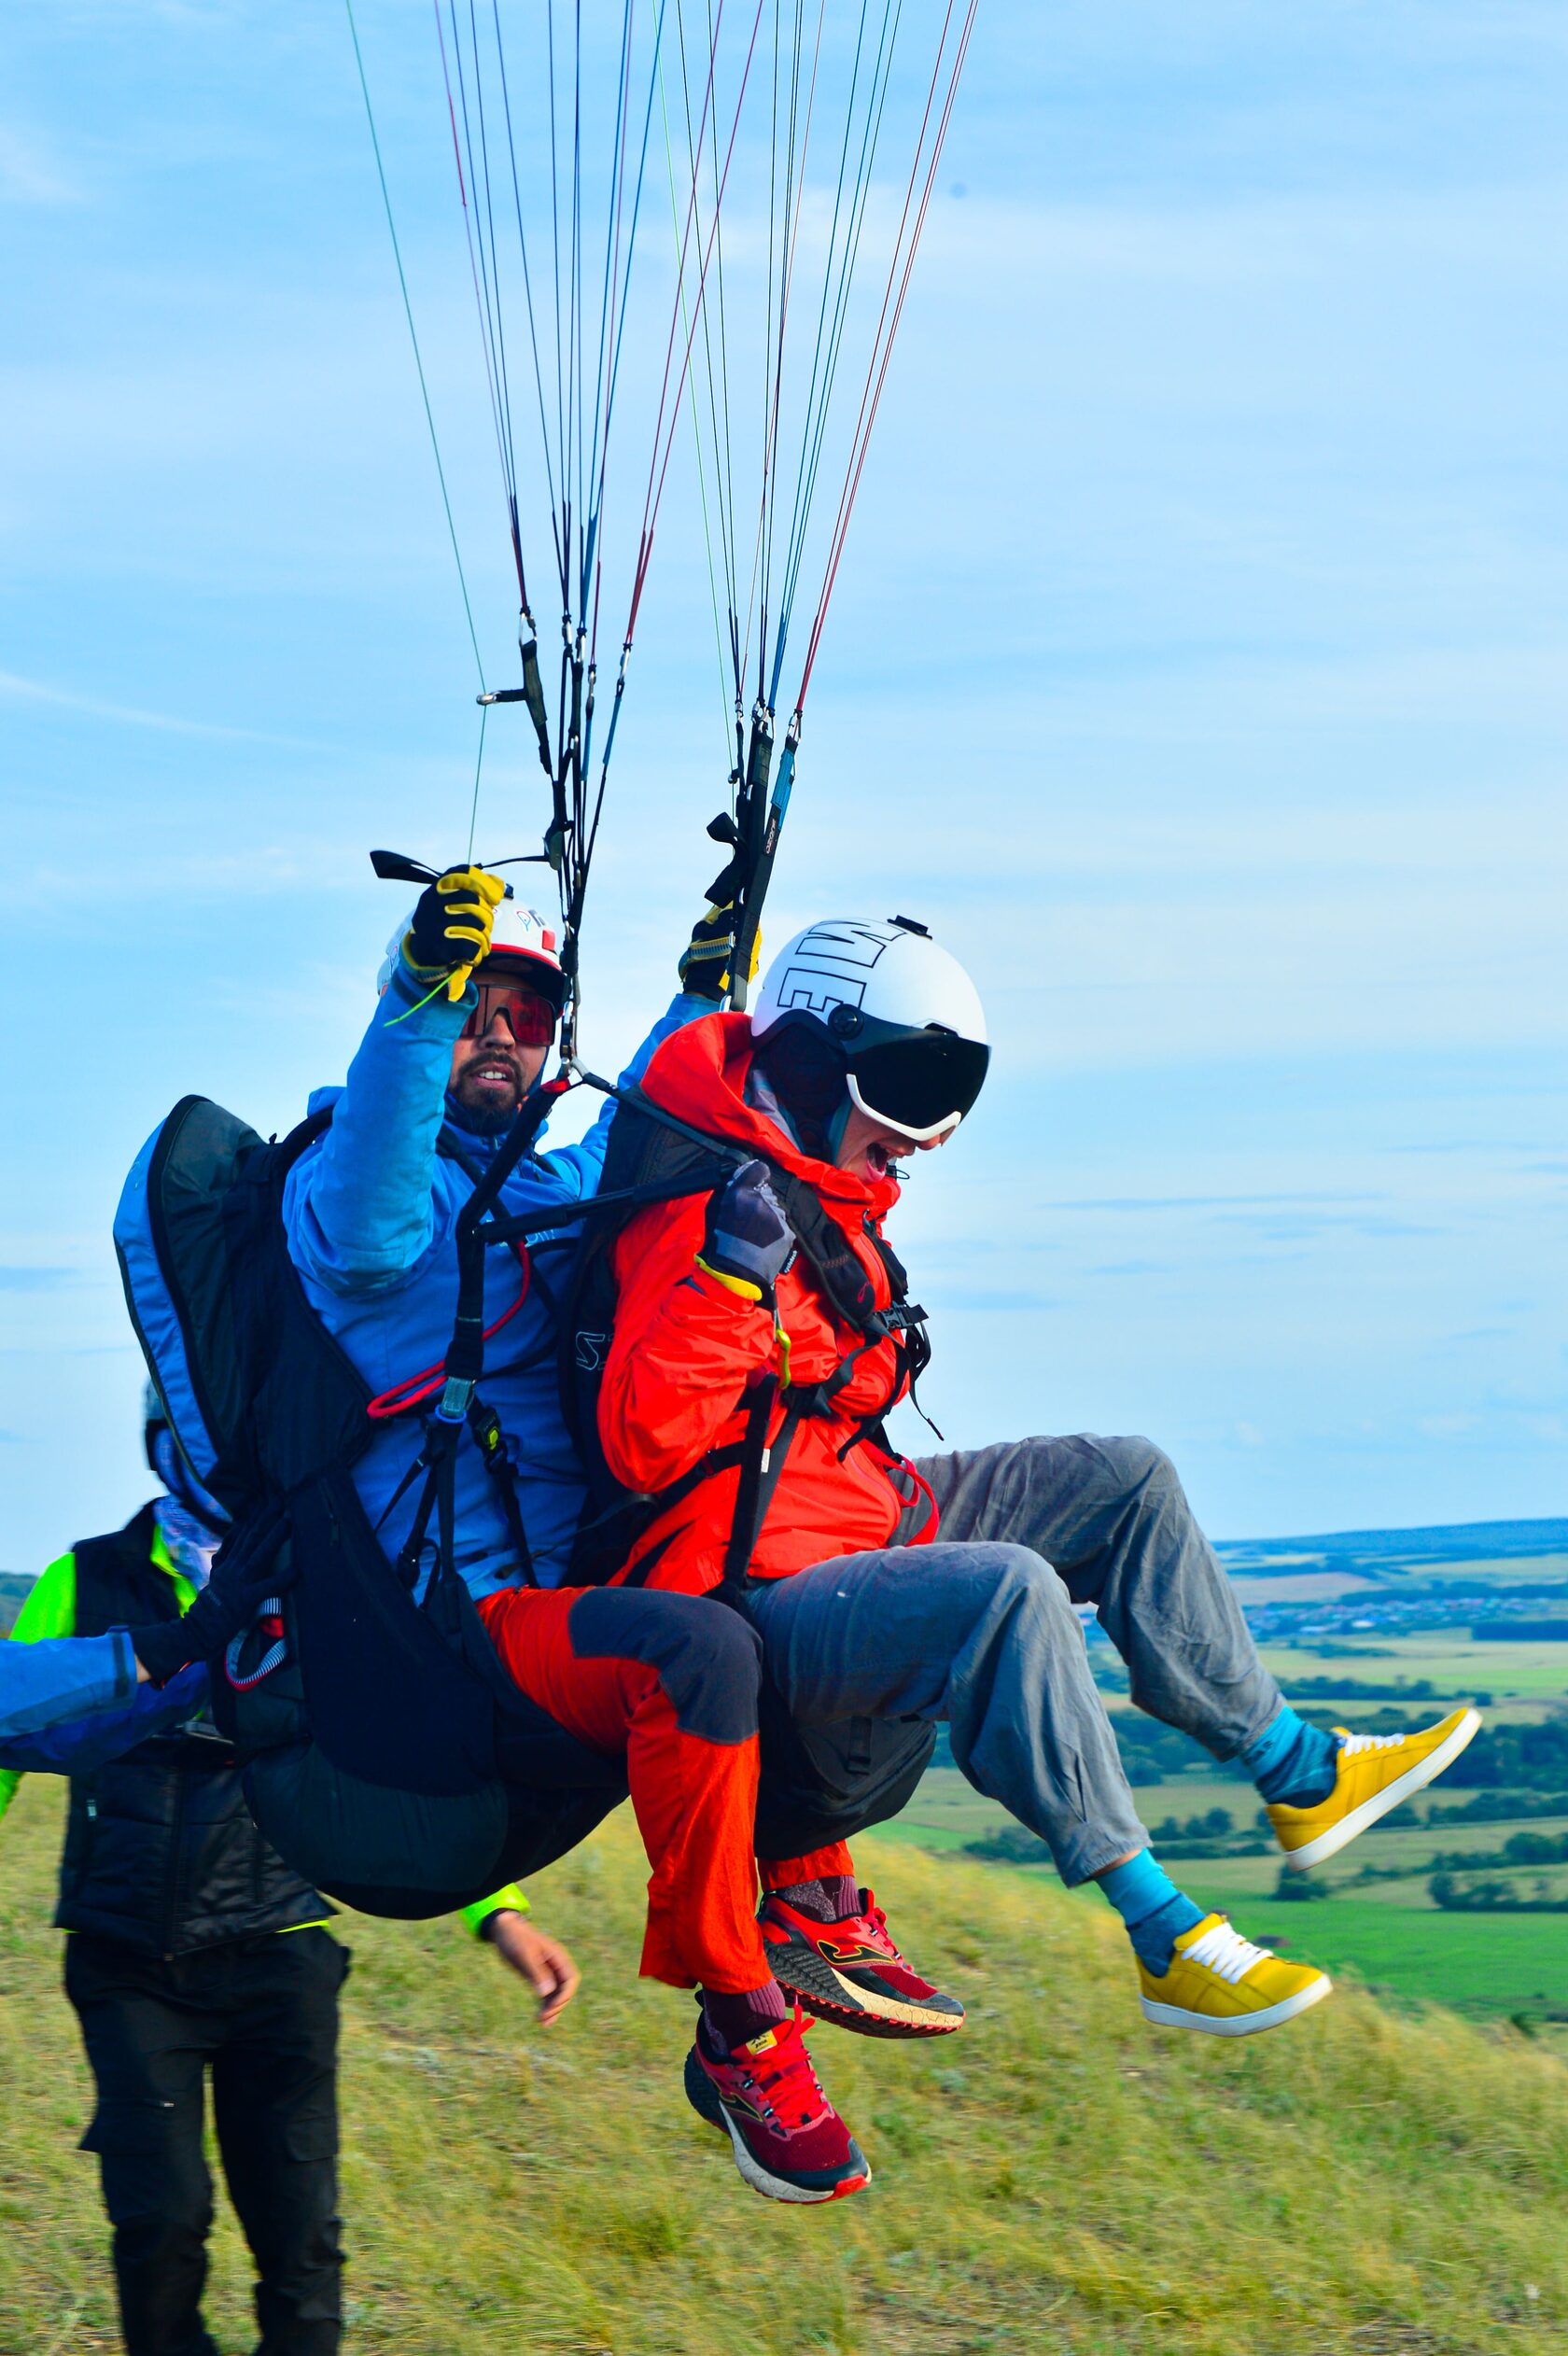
top-left (734, 2002), bottom-right (828, 2129)
top-left (854, 1898), bottom-right (901, 1962)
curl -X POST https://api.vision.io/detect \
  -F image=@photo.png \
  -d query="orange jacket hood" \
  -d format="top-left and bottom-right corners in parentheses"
top-left (636, 1011), bottom-right (902, 1220)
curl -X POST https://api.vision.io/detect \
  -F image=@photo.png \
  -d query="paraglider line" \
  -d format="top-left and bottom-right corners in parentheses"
top-left (345, 0), bottom-right (487, 694)
top-left (769, 0), bottom-right (900, 707)
top-left (489, 3), bottom-right (563, 574)
top-left (798, 0), bottom-right (977, 708)
top-left (467, 698), bottom-right (489, 861)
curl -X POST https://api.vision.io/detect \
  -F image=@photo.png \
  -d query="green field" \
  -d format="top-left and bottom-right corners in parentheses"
top-left (1263, 1634), bottom-right (1568, 1703)
top-left (2, 1782), bottom-right (1565, 2355)
top-left (888, 1784), bottom-right (1568, 2033)
top-left (891, 1606), bottom-right (1568, 2041)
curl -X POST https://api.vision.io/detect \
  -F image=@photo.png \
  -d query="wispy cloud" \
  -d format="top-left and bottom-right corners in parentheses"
top-left (0, 126), bottom-right (85, 207)
top-left (0, 670), bottom-right (341, 752)
top-left (1050, 1194), bottom-right (1379, 1213)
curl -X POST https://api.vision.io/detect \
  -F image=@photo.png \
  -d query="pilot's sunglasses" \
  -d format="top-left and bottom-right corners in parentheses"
top-left (462, 981), bottom-right (558, 1046)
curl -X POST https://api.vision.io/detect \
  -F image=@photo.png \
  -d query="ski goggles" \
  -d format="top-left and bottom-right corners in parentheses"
top-left (463, 977), bottom-right (559, 1047)
top-left (836, 1017), bottom-right (991, 1143)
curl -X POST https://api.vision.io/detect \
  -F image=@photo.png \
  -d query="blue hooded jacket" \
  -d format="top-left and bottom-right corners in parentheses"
top-left (0, 1658), bottom-right (209, 1772)
top-left (282, 964), bottom-right (705, 1597)
top-left (0, 1630), bottom-right (138, 1752)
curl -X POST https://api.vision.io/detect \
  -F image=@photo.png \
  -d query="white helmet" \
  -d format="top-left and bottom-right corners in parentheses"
top-left (377, 888), bottom-right (566, 1009)
top-left (751, 916), bottom-right (989, 1143)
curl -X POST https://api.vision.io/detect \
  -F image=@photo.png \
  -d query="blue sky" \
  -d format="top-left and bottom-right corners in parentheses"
top-left (2, 1), bottom-right (1564, 1572)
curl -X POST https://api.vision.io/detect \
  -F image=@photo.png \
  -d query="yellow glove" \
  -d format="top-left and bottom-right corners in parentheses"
top-left (403, 866), bottom-right (506, 1003)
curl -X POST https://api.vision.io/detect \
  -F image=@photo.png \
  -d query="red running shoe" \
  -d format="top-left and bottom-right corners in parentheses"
top-left (761, 1887), bottom-right (965, 2040)
top-left (684, 2014), bottom-right (870, 2203)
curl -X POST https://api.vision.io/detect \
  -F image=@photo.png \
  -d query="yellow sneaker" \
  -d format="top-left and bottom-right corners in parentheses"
top-left (1268, 1705), bottom-right (1481, 1872)
top-left (1139, 1914), bottom-right (1332, 2037)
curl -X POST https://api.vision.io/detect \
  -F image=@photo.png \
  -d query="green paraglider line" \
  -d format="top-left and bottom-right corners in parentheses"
top-left (467, 698), bottom-right (489, 860)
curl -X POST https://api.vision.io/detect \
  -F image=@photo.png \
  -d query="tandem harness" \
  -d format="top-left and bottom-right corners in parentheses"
top-left (114, 1089), bottom-right (728, 1920)
top-left (362, 1062), bottom-right (935, 1610)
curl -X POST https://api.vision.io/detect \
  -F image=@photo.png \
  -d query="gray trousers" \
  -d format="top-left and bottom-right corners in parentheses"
top-left (744, 1435), bottom-right (1283, 1886)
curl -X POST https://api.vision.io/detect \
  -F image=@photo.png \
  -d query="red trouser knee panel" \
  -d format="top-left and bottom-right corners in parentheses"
top-left (476, 1587), bottom-right (770, 1994)
top-left (475, 1587), bottom-right (762, 1752)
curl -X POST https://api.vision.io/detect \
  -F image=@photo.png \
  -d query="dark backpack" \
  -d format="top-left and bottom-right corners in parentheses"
top-left (114, 1096), bottom-right (625, 1919)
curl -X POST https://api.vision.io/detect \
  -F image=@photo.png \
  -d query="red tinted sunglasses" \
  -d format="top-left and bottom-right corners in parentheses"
top-left (462, 980), bottom-right (558, 1047)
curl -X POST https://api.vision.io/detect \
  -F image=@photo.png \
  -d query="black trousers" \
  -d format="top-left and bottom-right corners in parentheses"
top-left (64, 1927), bottom-right (346, 2356)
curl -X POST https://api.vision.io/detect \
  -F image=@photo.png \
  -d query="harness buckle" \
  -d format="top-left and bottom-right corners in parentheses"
top-left (870, 1301), bottom-right (928, 1338)
top-left (434, 1375), bottom-right (474, 1423)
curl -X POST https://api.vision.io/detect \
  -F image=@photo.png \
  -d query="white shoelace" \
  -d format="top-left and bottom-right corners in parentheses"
top-left (1336, 1728), bottom-right (1412, 1756)
top-left (1182, 1920), bottom-right (1269, 1984)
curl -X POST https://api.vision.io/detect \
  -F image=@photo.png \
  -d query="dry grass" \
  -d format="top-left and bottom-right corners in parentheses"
top-left (1, 1779), bottom-right (1564, 2355)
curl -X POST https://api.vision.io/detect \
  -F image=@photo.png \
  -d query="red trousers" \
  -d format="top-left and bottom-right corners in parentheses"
top-left (477, 1585), bottom-right (772, 1994)
top-left (758, 1842), bottom-right (856, 1888)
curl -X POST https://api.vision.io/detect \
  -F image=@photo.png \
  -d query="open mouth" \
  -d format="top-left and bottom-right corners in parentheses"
top-left (864, 1139), bottom-right (903, 1179)
top-left (469, 1059), bottom-right (520, 1090)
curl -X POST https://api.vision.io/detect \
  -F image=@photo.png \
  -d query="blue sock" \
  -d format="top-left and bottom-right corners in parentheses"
top-left (1096, 1850), bottom-right (1205, 1976)
top-left (1244, 1706), bottom-right (1339, 1807)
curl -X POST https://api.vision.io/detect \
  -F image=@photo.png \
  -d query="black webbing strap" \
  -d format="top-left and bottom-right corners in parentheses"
top-left (392, 1419), bottom-right (452, 1591)
top-left (589, 1437), bottom-right (750, 1588)
top-left (445, 1081), bottom-right (571, 1395)
top-left (468, 1396), bottom-right (538, 1587)
top-left (716, 1377), bottom-right (822, 1598)
top-left (386, 1399), bottom-right (539, 1597)
top-left (720, 1375), bottom-right (777, 1593)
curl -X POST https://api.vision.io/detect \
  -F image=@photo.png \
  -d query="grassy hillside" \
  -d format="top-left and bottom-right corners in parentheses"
top-left (1, 1785), bottom-right (1564, 2355)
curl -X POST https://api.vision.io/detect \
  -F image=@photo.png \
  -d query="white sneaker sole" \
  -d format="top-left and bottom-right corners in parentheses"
top-left (719, 2111), bottom-right (871, 2204)
top-left (1280, 1707), bottom-right (1482, 1872)
top-left (1141, 1970), bottom-right (1333, 2037)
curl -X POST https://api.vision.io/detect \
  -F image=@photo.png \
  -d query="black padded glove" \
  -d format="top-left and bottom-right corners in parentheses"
top-left (678, 888), bottom-right (763, 1002)
top-left (679, 902), bottom-right (738, 1001)
top-left (131, 1505), bottom-right (287, 1687)
top-left (701, 1159), bottom-right (793, 1293)
top-left (403, 865), bottom-right (505, 993)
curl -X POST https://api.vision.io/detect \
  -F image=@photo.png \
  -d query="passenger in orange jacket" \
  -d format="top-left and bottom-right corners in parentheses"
top-left (599, 918), bottom-right (1479, 2047)
top-left (600, 1017), bottom-right (932, 1597)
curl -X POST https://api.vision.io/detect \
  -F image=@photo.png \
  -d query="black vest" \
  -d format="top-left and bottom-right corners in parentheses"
top-left (57, 1505), bottom-right (329, 1955)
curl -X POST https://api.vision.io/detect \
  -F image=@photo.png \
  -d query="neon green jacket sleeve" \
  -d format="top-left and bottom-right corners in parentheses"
top-left (459, 1884), bottom-right (530, 1937)
top-left (0, 1553), bottom-right (80, 1824)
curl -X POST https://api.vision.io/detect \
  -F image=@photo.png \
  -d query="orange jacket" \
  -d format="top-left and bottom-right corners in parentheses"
top-left (597, 1013), bottom-right (937, 1596)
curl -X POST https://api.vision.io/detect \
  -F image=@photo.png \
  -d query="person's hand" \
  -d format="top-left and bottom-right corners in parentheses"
top-left (679, 901), bottom-right (736, 1001)
top-left (678, 902), bottom-right (762, 1002)
top-left (701, 1158), bottom-right (792, 1294)
top-left (404, 866), bottom-right (506, 1001)
top-left (130, 1502), bottom-right (287, 1688)
top-left (484, 1911), bottom-right (581, 2026)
